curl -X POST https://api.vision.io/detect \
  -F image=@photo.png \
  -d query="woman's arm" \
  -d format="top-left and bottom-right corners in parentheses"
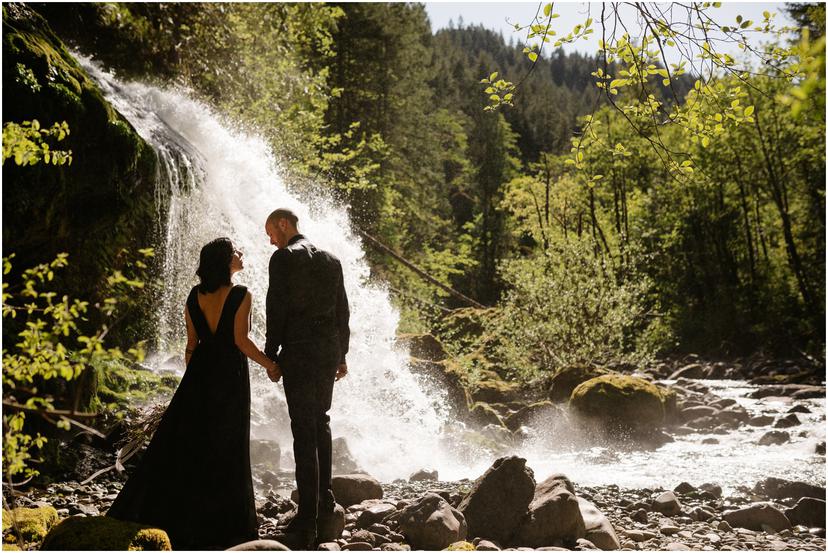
top-left (184, 305), bottom-right (198, 365)
top-left (235, 291), bottom-right (280, 376)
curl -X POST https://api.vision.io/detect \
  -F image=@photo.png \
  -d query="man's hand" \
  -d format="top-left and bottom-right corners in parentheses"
top-left (335, 363), bottom-right (348, 381)
top-left (267, 361), bottom-right (282, 383)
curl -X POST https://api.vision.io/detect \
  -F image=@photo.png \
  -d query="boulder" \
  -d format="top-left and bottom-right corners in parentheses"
top-left (397, 334), bottom-right (448, 362)
top-left (673, 482), bottom-right (696, 495)
top-left (722, 503), bottom-right (792, 532)
top-left (469, 403), bottom-right (506, 428)
top-left (457, 456), bottom-right (535, 544)
top-left (408, 358), bottom-right (470, 415)
top-left (758, 430), bottom-right (790, 446)
top-left (668, 363), bottom-right (707, 380)
top-left (227, 540), bottom-right (290, 551)
top-left (409, 469), bottom-right (438, 482)
top-left (652, 491), bottom-right (682, 516)
top-left (41, 516), bottom-right (170, 550)
top-left (471, 379), bottom-right (521, 404)
top-left (2, 506), bottom-right (59, 543)
top-left (504, 402), bottom-right (563, 432)
top-left (332, 438), bottom-right (361, 474)
top-left (784, 498), bottom-right (826, 528)
top-left (748, 415), bottom-right (774, 426)
top-left (318, 505), bottom-right (347, 542)
top-left (355, 504), bottom-right (397, 529)
top-left (754, 477), bottom-right (826, 501)
top-left (398, 493), bottom-right (467, 550)
top-left (249, 440), bottom-right (281, 470)
top-left (548, 365), bottom-right (610, 403)
top-left (774, 413), bottom-right (801, 428)
top-left (569, 375), bottom-right (666, 434)
top-left (332, 474), bottom-right (383, 507)
top-left (679, 406), bottom-right (718, 422)
top-left (513, 474), bottom-right (585, 548)
top-left (577, 497), bottom-right (620, 550)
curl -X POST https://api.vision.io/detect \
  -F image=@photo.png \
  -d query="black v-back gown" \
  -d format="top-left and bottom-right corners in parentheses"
top-left (107, 285), bottom-right (258, 550)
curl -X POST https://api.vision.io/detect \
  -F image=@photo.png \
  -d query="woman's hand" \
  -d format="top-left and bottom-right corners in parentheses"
top-left (335, 363), bottom-right (348, 381)
top-left (267, 361), bottom-right (282, 383)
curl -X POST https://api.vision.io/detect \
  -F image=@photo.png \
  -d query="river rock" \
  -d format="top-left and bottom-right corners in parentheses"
top-left (748, 414), bottom-right (774, 426)
top-left (784, 498), bottom-right (826, 528)
top-left (663, 542), bottom-right (691, 550)
top-left (249, 440), bottom-right (281, 470)
top-left (458, 456), bottom-right (535, 543)
top-left (669, 363), bottom-right (707, 380)
top-left (788, 404), bottom-right (811, 414)
top-left (652, 491), bottom-right (682, 516)
top-left (548, 365), bottom-right (610, 403)
top-left (475, 539), bottom-right (500, 550)
top-left (513, 474), bottom-right (585, 548)
top-left (504, 402), bottom-right (564, 432)
top-left (577, 497), bottom-right (620, 550)
top-left (318, 504), bottom-right (346, 542)
top-left (318, 543), bottom-right (341, 551)
top-left (723, 503), bottom-right (792, 532)
top-left (569, 374), bottom-right (666, 434)
top-left (409, 469), bottom-right (438, 482)
top-left (774, 413), bottom-right (802, 428)
top-left (332, 438), bottom-right (361, 475)
top-left (750, 384), bottom-right (825, 399)
top-left (758, 430), bottom-right (790, 446)
top-left (355, 503), bottom-right (396, 529)
top-left (332, 474), bottom-right (383, 507)
top-left (679, 406), bottom-right (718, 422)
top-left (41, 516), bottom-right (171, 550)
top-left (754, 477), bottom-right (826, 500)
top-left (227, 540), bottom-right (290, 550)
top-left (398, 493), bottom-right (467, 550)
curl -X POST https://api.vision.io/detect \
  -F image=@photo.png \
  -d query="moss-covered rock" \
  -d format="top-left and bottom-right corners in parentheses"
top-left (398, 333), bottom-right (448, 362)
top-left (569, 374), bottom-right (666, 434)
top-left (470, 377), bottom-right (521, 404)
top-left (3, 3), bottom-right (159, 342)
top-left (2, 506), bottom-right (59, 544)
top-left (469, 402), bottom-right (506, 428)
top-left (548, 364), bottom-right (610, 403)
top-left (444, 541), bottom-right (475, 551)
top-left (93, 358), bottom-right (179, 410)
top-left (41, 516), bottom-right (171, 551)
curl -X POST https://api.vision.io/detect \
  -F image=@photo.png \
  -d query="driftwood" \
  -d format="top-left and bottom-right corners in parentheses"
top-left (358, 230), bottom-right (487, 310)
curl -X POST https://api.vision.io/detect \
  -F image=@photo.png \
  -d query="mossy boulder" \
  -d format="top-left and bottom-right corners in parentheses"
top-left (2, 506), bottom-right (59, 544)
top-left (445, 541), bottom-right (476, 551)
top-left (470, 377), bottom-right (521, 404)
top-left (569, 374), bottom-right (666, 434)
top-left (41, 516), bottom-right (171, 551)
top-left (3, 4), bottom-right (159, 342)
top-left (398, 333), bottom-right (448, 362)
top-left (548, 364), bottom-right (610, 403)
top-left (94, 358), bottom-right (179, 410)
top-left (469, 402), bottom-right (506, 428)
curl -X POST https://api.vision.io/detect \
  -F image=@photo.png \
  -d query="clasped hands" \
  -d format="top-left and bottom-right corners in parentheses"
top-left (265, 361), bottom-right (348, 382)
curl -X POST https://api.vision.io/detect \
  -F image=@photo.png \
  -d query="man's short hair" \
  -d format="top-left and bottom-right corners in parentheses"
top-left (267, 208), bottom-right (299, 229)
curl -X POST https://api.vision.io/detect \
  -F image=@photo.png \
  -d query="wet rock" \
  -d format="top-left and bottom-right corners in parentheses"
top-left (669, 364), bottom-right (707, 380)
top-left (652, 491), bottom-right (682, 516)
top-left (570, 374), bottom-right (667, 435)
top-left (513, 474), bottom-right (585, 548)
top-left (679, 406), bottom-right (718, 422)
top-left (332, 474), bottom-right (383, 507)
top-left (758, 430), bottom-right (791, 446)
top-left (409, 469), bottom-right (438, 483)
top-left (318, 505), bottom-right (346, 542)
top-left (817, 442), bottom-right (826, 455)
top-left (784, 498), bottom-right (826, 528)
top-left (41, 516), bottom-right (171, 550)
top-left (332, 438), bottom-right (361, 475)
top-left (249, 440), bottom-right (281, 471)
top-left (227, 540), bottom-right (290, 551)
top-left (548, 365), bottom-right (610, 403)
top-left (355, 503), bottom-right (396, 529)
top-left (723, 503), bottom-right (792, 532)
top-left (748, 414), bottom-right (774, 426)
top-left (577, 497), bottom-right (620, 550)
top-left (673, 482), bottom-right (696, 494)
top-left (318, 542), bottom-right (341, 551)
top-left (775, 414), bottom-right (802, 428)
top-left (750, 385), bottom-right (825, 400)
top-left (342, 542), bottom-right (372, 551)
top-left (504, 402), bottom-right (564, 432)
top-left (398, 334), bottom-right (448, 361)
top-left (754, 477), bottom-right (826, 501)
top-left (788, 405), bottom-right (811, 414)
top-left (699, 483), bottom-right (722, 498)
top-left (475, 539), bottom-right (500, 550)
top-left (701, 437), bottom-right (719, 444)
top-left (399, 493), bottom-right (467, 550)
top-left (458, 456), bottom-right (535, 544)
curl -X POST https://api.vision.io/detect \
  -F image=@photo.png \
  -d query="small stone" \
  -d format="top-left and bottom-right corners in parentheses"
top-left (342, 542), bottom-right (373, 551)
top-left (408, 469), bottom-right (438, 482)
top-left (660, 524), bottom-right (680, 536)
top-left (674, 482), bottom-right (696, 494)
top-left (652, 491), bottom-right (682, 516)
top-left (663, 542), bottom-right (691, 551)
top-left (704, 533), bottom-right (721, 544)
top-left (774, 413), bottom-right (801, 428)
top-left (717, 520), bottom-right (732, 532)
top-left (631, 508), bottom-right (648, 523)
top-left (475, 540), bottom-right (500, 551)
top-left (318, 543), bottom-right (341, 551)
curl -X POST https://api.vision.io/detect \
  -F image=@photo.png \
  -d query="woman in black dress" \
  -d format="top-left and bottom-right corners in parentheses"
top-left (107, 237), bottom-right (279, 549)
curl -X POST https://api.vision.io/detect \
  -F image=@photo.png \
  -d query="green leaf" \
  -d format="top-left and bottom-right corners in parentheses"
top-left (543, 3), bottom-right (552, 17)
top-left (528, 52), bottom-right (538, 62)
top-left (743, 105), bottom-right (755, 116)
top-left (701, 136), bottom-right (710, 148)
top-left (489, 72), bottom-right (498, 81)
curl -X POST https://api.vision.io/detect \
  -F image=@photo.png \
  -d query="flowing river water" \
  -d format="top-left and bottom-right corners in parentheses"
top-left (80, 57), bottom-right (826, 494)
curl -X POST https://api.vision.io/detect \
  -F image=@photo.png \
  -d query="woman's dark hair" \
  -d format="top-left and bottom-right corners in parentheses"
top-left (196, 237), bottom-right (234, 293)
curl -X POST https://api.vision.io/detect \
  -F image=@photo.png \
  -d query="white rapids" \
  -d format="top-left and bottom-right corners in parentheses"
top-left (78, 55), bottom-right (826, 493)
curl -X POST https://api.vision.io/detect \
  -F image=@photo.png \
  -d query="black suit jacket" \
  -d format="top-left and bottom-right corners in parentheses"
top-left (264, 234), bottom-right (350, 364)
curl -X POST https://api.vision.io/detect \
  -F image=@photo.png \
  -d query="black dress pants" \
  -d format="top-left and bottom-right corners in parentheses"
top-left (280, 341), bottom-right (339, 527)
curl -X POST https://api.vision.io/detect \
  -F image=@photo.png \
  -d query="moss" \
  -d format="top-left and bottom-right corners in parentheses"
top-left (41, 516), bottom-right (171, 551)
top-left (94, 358), bottom-right (179, 410)
top-left (2, 506), bottom-right (59, 544)
top-left (445, 541), bottom-right (475, 551)
top-left (569, 374), bottom-right (666, 433)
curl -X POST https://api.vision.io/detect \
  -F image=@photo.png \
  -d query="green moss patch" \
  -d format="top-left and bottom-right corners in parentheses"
top-left (41, 516), bottom-right (171, 551)
top-left (2, 506), bottom-right (59, 544)
top-left (94, 358), bottom-right (179, 410)
top-left (569, 374), bottom-right (666, 433)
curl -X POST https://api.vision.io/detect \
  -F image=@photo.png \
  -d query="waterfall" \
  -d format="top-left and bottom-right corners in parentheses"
top-left (78, 56), bottom-right (476, 482)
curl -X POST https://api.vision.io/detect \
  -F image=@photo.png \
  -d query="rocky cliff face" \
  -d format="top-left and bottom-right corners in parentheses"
top-left (3, 3), bottom-right (160, 338)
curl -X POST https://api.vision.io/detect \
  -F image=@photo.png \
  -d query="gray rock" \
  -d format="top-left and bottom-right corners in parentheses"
top-left (513, 474), bottom-right (585, 548)
top-left (758, 430), bottom-right (791, 446)
top-left (317, 542), bottom-right (341, 551)
top-left (679, 406), bottom-right (718, 422)
top-left (630, 509), bottom-right (648, 523)
top-left (476, 539), bottom-right (501, 550)
top-left (699, 483), bottom-right (722, 498)
top-left (669, 364), bottom-right (707, 380)
top-left (458, 456), bottom-right (535, 544)
top-left (717, 520), bottom-right (732, 532)
top-left (380, 544), bottom-right (411, 551)
top-left (774, 413), bottom-right (802, 428)
top-left (342, 542), bottom-right (372, 551)
top-left (332, 474), bottom-right (383, 507)
top-left (577, 497), bottom-right (620, 550)
top-left (784, 497), bottom-right (826, 528)
top-left (227, 540), bottom-right (290, 551)
top-left (575, 538), bottom-right (599, 550)
top-left (754, 477), bottom-right (826, 500)
top-left (748, 414), bottom-right (774, 426)
top-left (817, 441), bottom-right (826, 455)
top-left (673, 482), bottom-right (696, 494)
top-left (652, 491), bottom-right (682, 516)
top-left (723, 503), bottom-right (792, 532)
top-left (663, 542), bottom-right (691, 550)
top-left (399, 493), bottom-right (467, 550)
top-left (750, 384), bottom-right (825, 399)
top-left (355, 503), bottom-right (396, 529)
top-left (788, 404), bottom-right (811, 414)
top-left (409, 469), bottom-right (438, 482)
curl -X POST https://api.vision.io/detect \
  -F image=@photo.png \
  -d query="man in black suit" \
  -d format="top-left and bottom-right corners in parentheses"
top-left (263, 208), bottom-right (350, 548)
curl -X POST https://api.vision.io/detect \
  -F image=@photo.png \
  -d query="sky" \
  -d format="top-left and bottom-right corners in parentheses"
top-left (424, 2), bottom-right (797, 65)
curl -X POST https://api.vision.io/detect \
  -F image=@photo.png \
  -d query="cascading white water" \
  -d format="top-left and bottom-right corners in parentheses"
top-left (78, 56), bottom-right (478, 482)
top-left (79, 56), bottom-right (825, 493)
